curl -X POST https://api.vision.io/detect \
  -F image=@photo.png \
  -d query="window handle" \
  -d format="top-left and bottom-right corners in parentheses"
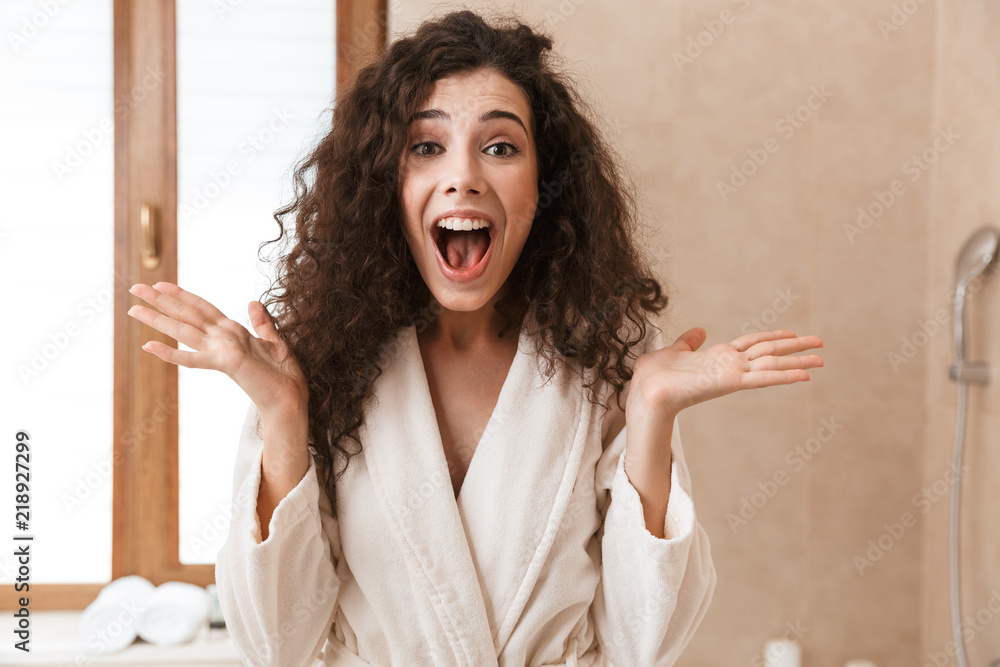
top-left (140, 203), bottom-right (160, 269)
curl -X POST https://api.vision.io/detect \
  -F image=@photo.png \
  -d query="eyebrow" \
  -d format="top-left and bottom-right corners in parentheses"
top-left (408, 108), bottom-right (530, 136)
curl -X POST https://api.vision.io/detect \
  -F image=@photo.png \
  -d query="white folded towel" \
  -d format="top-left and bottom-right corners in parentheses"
top-left (136, 581), bottom-right (210, 646)
top-left (80, 574), bottom-right (155, 654)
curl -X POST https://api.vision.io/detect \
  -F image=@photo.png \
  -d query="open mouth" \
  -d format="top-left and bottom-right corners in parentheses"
top-left (430, 217), bottom-right (496, 282)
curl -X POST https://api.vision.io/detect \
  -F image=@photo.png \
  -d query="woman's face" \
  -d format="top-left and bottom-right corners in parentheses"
top-left (399, 67), bottom-right (539, 316)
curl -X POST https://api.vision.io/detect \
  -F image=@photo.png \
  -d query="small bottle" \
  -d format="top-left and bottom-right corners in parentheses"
top-left (764, 639), bottom-right (801, 667)
top-left (206, 584), bottom-right (226, 628)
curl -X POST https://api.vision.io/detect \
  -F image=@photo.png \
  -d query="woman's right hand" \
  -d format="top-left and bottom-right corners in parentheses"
top-left (127, 282), bottom-right (308, 417)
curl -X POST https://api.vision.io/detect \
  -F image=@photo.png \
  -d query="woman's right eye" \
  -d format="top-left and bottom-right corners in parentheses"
top-left (411, 142), bottom-right (439, 156)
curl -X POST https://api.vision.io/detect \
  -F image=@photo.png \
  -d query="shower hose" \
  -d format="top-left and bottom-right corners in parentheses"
top-left (950, 380), bottom-right (969, 667)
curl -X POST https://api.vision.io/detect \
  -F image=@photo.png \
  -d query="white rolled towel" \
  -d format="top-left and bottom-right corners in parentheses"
top-left (136, 581), bottom-right (210, 646)
top-left (80, 574), bottom-right (155, 654)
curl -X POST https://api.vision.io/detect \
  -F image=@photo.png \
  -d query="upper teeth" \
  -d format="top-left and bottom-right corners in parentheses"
top-left (436, 217), bottom-right (491, 231)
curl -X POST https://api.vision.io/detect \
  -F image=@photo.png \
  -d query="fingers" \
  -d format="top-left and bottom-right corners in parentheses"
top-left (745, 334), bottom-right (824, 361)
top-left (128, 303), bottom-right (208, 351)
top-left (749, 354), bottom-right (824, 372)
top-left (248, 301), bottom-right (280, 343)
top-left (140, 340), bottom-right (206, 369)
top-left (149, 282), bottom-right (229, 323)
top-left (129, 283), bottom-right (213, 330)
top-left (730, 329), bottom-right (799, 353)
top-left (732, 330), bottom-right (823, 391)
top-left (670, 327), bottom-right (707, 353)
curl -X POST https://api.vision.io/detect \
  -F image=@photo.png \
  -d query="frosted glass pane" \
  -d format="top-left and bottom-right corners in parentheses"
top-left (176, 0), bottom-right (335, 564)
top-left (0, 2), bottom-right (114, 584)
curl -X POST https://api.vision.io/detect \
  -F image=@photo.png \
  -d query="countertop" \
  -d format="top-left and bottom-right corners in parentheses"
top-left (0, 610), bottom-right (241, 666)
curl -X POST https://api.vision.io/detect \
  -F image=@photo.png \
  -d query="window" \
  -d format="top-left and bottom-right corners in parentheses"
top-left (175, 0), bottom-right (336, 567)
top-left (0, 0), bottom-right (385, 610)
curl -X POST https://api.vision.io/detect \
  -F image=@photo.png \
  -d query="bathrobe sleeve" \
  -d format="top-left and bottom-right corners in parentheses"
top-left (215, 402), bottom-right (342, 667)
top-left (590, 325), bottom-right (718, 667)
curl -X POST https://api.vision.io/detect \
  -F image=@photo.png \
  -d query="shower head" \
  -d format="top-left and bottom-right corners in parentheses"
top-left (955, 226), bottom-right (1000, 290)
top-left (951, 225), bottom-right (1000, 374)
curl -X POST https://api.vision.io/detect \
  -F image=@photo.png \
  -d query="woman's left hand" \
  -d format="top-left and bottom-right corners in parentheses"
top-left (627, 327), bottom-right (824, 419)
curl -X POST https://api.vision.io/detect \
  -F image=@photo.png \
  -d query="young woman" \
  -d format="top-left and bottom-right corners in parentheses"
top-left (128, 10), bottom-right (822, 667)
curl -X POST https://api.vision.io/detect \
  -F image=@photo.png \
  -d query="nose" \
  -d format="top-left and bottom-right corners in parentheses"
top-left (441, 145), bottom-right (487, 196)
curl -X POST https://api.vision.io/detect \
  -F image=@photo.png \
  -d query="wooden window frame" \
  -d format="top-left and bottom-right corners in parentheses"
top-left (2, 0), bottom-right (385, 611)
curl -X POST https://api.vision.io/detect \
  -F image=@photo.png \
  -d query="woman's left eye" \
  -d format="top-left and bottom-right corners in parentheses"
top-left (486, 142), bottom-right (519, 157)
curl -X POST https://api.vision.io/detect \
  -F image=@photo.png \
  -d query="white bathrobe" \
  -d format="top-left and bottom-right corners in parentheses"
top-left (215, 319), bottom-right (717, 667)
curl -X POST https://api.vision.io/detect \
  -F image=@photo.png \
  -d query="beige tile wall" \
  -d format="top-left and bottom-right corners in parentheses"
top-left (387, 1), bottom-right (999, 665)
top-left (923, 1), bottom-right (1000, 666)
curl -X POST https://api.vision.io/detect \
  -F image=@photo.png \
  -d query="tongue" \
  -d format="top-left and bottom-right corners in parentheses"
top-left (444, 229), bottom-right (490, 270)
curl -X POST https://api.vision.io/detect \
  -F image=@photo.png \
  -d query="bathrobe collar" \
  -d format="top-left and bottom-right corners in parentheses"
top-left (359, 316), bottom-right (592, 663)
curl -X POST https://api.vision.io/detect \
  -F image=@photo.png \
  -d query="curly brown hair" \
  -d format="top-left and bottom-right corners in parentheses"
top-left (259, 9), bottom-right (667, 513)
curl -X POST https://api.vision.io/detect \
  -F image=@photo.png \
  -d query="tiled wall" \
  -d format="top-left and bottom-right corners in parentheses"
top-left (922, 1), bottom-right (1000, 666)
top-left (387, 2), bottom-right (999, 665)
